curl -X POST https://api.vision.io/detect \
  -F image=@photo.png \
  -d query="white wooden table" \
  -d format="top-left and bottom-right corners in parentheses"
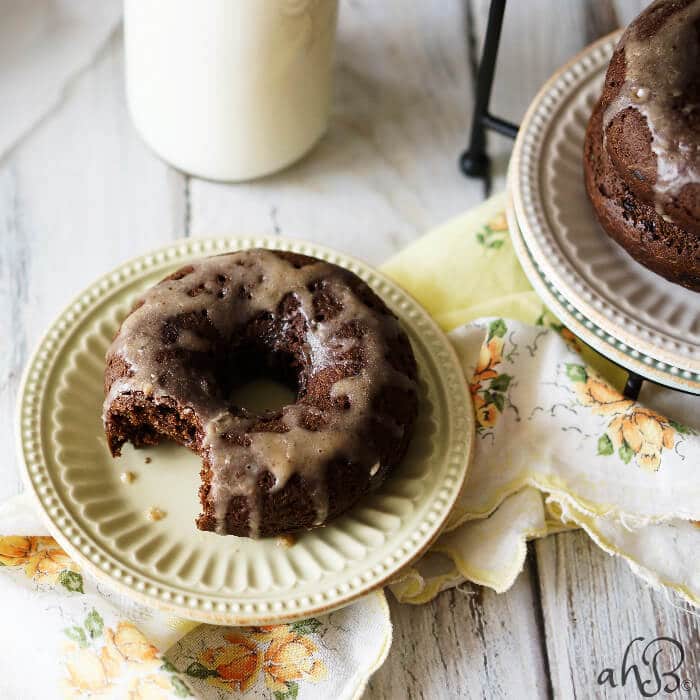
top-left (2, 1), bottom-right (698, 698)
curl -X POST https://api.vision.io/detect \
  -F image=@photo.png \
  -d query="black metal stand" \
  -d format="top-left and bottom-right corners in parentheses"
top-left (622, 372), bottom-right (643, 401)
top-left (459, 0), bottom-right (518, 178)
top-left (459, 0), bottom-right (644, 401)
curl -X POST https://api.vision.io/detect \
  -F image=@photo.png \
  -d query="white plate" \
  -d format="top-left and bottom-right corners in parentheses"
top-left (509, 31), bottom-right (700, 394)
top-left (17, 236), bottom-right (474, 624)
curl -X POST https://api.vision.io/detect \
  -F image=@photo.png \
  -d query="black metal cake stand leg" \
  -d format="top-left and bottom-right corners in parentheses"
top-left (460, 0), bottom-right (519, 178)
top-left (459, 2), bottom-right (662, 404)
top-left (623, 371), bottom-right (644, 400)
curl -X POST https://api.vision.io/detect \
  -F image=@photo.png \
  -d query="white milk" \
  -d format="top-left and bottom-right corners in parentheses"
top-left (124, 0), bottom-right (338, 181)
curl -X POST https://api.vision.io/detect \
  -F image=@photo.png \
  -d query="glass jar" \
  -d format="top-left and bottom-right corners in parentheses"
top-left (124, 0), bottom-right (338, 181)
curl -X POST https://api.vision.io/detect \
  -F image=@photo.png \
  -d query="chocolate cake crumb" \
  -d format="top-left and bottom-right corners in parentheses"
top-left (276, 534), bottom-right (296, 548)
top-left (146, 507), bottom-right (166, 522)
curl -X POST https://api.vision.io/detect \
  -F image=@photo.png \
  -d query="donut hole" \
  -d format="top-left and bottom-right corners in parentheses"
top-left (219, 346), bottom-right (302, 416)
top-left (229, 378), bottom-right (296, 415)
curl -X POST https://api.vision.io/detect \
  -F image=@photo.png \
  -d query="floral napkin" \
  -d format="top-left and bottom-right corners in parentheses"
top-left (390, 320), bottom-right (700, 604)
top-left (0, 494), bottom-right (391, 700)
top-left (3, 192), bottom-right (699, 698)
top-left (382, 194), bottom-right (700, 607)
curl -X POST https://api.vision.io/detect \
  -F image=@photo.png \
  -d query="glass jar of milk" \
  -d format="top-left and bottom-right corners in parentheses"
top-left (124, 0), bottom-right (338, 181)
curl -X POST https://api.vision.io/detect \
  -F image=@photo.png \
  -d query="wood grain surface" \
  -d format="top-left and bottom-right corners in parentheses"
top-left (2, 1), bottom-right (696, 698)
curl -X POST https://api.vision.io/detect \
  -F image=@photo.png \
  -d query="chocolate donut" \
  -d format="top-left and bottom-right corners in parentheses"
top-left (103, 249), bottom-right (418, 538)
top-left (584, 0), bottom-right (700, 291)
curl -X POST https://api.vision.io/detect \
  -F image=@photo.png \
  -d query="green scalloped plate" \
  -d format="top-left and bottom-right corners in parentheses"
top-left (17, 237), bottom-right (473, 624)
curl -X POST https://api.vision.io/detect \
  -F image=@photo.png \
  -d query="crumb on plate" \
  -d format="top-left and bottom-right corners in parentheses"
top-left (146, 506), bottom-right (166, 522)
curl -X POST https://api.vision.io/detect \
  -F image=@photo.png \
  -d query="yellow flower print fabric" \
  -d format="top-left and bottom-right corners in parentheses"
top-left (0, 528), bottom-right (190, 698)
top-left (382, 193), bottom-right (700, 609)
top-left (166, 595), bottom-right (391, 700)
top-left (0, 535), bottom-right (81, 589)
top-left (61, 616), bottom-right (175, 699)
top-left (0, 496), bottom-right (391, 700)
top-left (470, 320), bottom-right (510, 430)
top-left (251, 624), bottom-right (327, 693)
top-left (175, 623), bottom-right (328, 697)
top-left (391, 355), bottom-right (699, 598)
top-left (566, 363), bottom-right (680, 471)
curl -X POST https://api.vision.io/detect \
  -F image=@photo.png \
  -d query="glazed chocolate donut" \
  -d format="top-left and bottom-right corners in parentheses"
top-left (103, 249), bottom-right (418, 538)
top-left (584, 0), bottom-right (700, 291)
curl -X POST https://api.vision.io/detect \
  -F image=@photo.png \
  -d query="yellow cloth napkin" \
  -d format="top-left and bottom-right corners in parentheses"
top-left (381, 192), bottom-right (700, 607)
top-left (2, 192), bottom-right (698, 699)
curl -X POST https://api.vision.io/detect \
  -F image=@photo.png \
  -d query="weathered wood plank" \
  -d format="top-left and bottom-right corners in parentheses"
top-left (612, 0), bottom-right (651, 26)
top-left (0, 30), bottom-right (186, 503)
top-left (367, 567), bottom-right (550, 700)
top-left (468, 0), bottom-right (621, 193)
top-left (0, 168), bottom-right (29, 502)
top-left (536, 531), bottom-right (700, 699)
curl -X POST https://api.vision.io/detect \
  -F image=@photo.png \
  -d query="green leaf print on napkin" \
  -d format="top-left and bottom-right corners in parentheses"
top-left (58, 569), bottom-right (84, 594)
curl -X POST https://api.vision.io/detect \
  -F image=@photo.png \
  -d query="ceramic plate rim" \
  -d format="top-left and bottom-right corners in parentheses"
top-left (16, 235), bottom-right (474, 624)
top-left (509, 30), bottom-right (700, 392)
top-left (506, 194), bottom-right (700, 393)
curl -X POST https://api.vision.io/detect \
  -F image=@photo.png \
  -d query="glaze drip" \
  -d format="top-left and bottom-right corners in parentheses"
top-left (103, 249), bottom-right (417, 537)
top-left (603, 0), bottom-right (700, 221)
